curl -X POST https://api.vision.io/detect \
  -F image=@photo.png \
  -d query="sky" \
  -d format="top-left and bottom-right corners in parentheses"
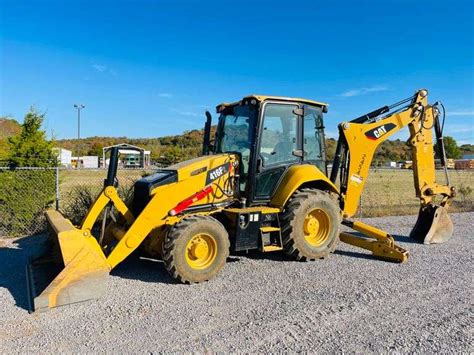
top-left (0, 0), bottom-right (473, 144)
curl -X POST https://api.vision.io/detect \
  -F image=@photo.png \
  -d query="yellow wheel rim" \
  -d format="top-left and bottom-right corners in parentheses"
top-left (185, 233), bottom-right (217, 270)
top-left (303, 208), bottom-right (331, 247)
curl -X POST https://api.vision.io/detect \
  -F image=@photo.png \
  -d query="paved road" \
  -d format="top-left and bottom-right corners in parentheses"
top-left (0, 213), bottom-right (472, 353)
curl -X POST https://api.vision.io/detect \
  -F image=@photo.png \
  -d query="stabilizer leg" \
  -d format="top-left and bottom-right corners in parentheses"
top-left (340, 220), bottom-right (409, 263)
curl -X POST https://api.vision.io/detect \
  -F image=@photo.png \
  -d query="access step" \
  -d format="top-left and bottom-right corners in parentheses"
top-left (260, 226), bottom-right (280, 233)
top-left (262, 245), bottom-right (283, 252)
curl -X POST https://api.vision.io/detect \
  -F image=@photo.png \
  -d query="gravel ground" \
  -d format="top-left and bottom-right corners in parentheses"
top-left (0, 213), bottom-right (472, 353)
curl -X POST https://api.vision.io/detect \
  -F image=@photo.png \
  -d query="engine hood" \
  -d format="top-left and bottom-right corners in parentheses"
top-left (132, 153), bottom-right (238, 215)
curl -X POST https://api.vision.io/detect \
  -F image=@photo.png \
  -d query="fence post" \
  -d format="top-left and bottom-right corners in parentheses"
top-left (55, 166), bottom-right (60, 210)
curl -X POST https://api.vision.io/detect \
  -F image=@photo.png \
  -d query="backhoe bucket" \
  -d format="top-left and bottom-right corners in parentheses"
top-left (409, 205), bottom-right (453, 244)
top-left (26, 209), bottom-right (110, 312)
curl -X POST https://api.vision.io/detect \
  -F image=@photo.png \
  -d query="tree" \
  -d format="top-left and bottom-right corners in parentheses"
top-left (88, 141), bottom-right (104, 156)
top-left (158, 146), bottom-right (185, 166)
top-left (436, 136), bottom-right (462, 159)
top-left (8, 108), bottom-right (57, 167)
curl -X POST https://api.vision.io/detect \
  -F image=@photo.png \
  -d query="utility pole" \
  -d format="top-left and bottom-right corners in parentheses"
top-left (74, 104), bottom-right (85, 168)
top-left (73, 104), bottom-right (85, 140)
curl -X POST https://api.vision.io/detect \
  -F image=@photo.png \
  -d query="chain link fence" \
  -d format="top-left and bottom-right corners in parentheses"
top-left (0, 167), bottom-right (157, 237)
top-left (1, 167), bottom-right (473, 238)
top-left (56, 168), bottom-right (157, 226)
top-left (357, 168), bottom-right (474, 217)
top-left (0, 167), bottom-right (56, 237)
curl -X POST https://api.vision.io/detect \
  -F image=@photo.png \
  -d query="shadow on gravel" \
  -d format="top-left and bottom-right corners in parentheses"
top-left (236, 249), bottom-right (294, 262)
top-left (333, 249), bottom-right (374, 260)
top-left (391, 234), bottom-right (421, 244)
top-left (111, 252), bottom-right (175, 284)
top-left (0, 234), bottom-right (47, 311)
top-left (112, 253), bottom-right (243, 284)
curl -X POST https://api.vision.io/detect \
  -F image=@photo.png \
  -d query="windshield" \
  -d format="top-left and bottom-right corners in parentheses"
top-left (216, 104), bottom-right (257, 183)
top-left (216, 105), bottom-right (256, 155)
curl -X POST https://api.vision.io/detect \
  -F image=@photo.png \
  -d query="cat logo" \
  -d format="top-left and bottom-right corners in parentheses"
top-left (365, 123), bottom-right (396, 141)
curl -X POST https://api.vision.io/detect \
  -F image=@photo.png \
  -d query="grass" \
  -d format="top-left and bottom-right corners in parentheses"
top-left (359, 169), bottom-right (473, 217)
top-left (0, 167), bottom-right (471, 238)
top-left (57, 168), bottom-right (474, 220)
top-left (58, 169), bottom-right (155, 222)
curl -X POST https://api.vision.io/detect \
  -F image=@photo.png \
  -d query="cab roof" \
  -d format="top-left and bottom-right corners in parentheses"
top-left (216, 94), bottom-right (328, 112)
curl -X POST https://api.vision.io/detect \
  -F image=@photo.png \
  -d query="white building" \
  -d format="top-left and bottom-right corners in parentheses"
top-left (81, 156), bottom-right (99, 168)
top-left (72, 156), bottom-right (99, 168)
top-left (53, 148), bottom-right (72, 167)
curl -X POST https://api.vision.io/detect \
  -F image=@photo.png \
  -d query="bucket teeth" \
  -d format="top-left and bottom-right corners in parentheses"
top-left (410, 205), bottom-right (453, 244)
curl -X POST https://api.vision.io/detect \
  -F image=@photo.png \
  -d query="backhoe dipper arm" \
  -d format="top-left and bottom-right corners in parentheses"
top-left (330, 89), bottom-right (455, 254)
top-left (331, 89), bottom-right (455, 219)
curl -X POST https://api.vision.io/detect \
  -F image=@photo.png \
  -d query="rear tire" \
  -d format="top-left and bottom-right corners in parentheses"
top-left (162, 215), bottom-right (229, 283)
top-left (281, 189), bottom-right (341, 261)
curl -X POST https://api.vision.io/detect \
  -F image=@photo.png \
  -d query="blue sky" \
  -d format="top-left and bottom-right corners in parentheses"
top-left (1, 0), bottom-right (473, 144)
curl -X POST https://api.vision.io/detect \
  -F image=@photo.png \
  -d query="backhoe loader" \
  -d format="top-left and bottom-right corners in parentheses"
top-left (27, 89), bottom-right (455, 312)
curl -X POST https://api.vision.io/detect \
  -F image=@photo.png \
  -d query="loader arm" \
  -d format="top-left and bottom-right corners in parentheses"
top-left (28, 149), bottom-right (238, 312)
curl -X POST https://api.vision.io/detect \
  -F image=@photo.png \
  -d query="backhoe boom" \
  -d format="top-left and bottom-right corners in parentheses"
top-left (332, 89), bottom-right (455, 250)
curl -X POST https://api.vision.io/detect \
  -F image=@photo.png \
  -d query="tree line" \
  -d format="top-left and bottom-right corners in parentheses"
top-left (0, 109), bottom-right (470, 167)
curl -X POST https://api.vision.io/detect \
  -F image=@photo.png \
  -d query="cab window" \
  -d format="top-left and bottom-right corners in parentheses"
top-left (303, 105), bottom-right (326, 172)
top-left (259, 104), bottom-right (299, 167)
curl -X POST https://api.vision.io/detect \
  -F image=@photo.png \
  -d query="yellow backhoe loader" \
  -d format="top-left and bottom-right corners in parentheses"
top-left (27, 89), bottom-right (455, 312)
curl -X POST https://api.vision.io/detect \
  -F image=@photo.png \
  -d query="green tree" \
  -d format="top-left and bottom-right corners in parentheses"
top-left (436, 136), bottom-right (462, 159)
top-left (8, 108), bottom-right (57, 167)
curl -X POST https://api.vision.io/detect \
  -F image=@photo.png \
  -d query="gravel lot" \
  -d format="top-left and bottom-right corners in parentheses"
top-left (0, 213), bottom-right (472, 353)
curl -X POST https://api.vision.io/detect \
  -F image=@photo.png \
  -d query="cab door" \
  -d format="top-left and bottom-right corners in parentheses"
top-left (302, 105), bottom-right (327, 174)
top-left (252, 102), bottom-right (302, 202)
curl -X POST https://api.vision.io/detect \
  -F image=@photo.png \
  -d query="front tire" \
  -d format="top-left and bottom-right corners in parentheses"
top-left (281, 189), bottom-right (341, 261)
top-left (162, 215), bottom-right (229, 283)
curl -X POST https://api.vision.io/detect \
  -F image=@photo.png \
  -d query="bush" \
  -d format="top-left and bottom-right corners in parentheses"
top-left (0, 169), bottom-right (55, 237)
top-left (61, 181), bottom-right (136, 228)
top-left (61, 185), bottom-right (99, 226)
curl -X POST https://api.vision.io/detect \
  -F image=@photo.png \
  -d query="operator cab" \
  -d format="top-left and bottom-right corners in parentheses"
top-left (208, 95), bottom-right (328, 204)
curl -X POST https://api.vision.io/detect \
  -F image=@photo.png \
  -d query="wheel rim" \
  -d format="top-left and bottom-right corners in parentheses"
top-left (303, 208), bottom-right (331, 247)
top-left (185, 233), bottom-right (217, 270)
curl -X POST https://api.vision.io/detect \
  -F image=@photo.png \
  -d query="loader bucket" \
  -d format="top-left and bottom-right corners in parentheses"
top-left (26, 209), bottom-right (110, 312)
top-left (409, 205), bottom-right (453, 244)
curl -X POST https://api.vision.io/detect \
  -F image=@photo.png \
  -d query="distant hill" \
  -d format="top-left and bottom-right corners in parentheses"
top-left (57, 127), bottom-right (217, 165)
top-left (57, 132), bottom-right (474, 167)
top-left (56, 131), bottom-right (433, 166)
top-left (3, 115), bottom-right (472, 166)
top-left (0, 117), bottom-right (21, 159)
top-left (0, 117), bottom-right (21, 139)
